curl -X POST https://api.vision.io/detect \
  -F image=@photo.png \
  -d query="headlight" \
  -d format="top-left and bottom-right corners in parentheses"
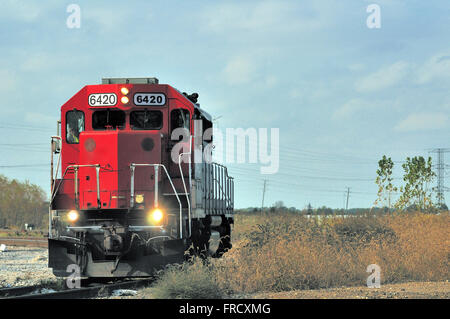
top-left (121, 96), bottom-right (129, 104)
top-left (148, 208), bottom-right (164, 224)
top-left (135, 194), bottom-right (144, 204)
top-left (120, 87), bottom-right (129, 95)
top-left (67, 210), bottom-right (79, 222)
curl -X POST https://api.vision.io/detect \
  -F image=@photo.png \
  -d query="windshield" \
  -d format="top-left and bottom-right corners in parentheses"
top-left (130, 110), bottom-right (162, 130)
top-left (92, 110), bottom-right (126, 130)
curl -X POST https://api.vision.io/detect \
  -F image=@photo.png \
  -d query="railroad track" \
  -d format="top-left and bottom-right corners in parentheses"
top-left (0, 277), bottom-right (154, 299)
top-left (0, 237), bottom-right (47, 248)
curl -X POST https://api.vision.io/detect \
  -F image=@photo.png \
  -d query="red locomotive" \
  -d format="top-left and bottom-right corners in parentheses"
top-left (49, 77), bottom-right (234, 277)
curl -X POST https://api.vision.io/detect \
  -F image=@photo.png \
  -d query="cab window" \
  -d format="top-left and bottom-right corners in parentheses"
top-left (66, 110), bottom-right (84, 144)
top-left (170, 109), bottom-right (190, 142)
top-left (130, 110), bottom-right (163, 130)
top-left (171, 109), bottom-right (190, 132)
top-left (92, 110), bottom-right (125, 130)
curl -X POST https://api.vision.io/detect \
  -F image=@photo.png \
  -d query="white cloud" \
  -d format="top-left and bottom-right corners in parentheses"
top-left (332, 98), bottom-right (376, 120)
top-left (394, 112), bottom-right (448, 132)
top-left (355, 61), bottom-right (410, 93)
top-left (263, 75), bottom-right (278, 88)
top-left (289, 82), bottom-right (331, 103)
top-left (443, 100), bottom-right (450, 111)
top-left (83, 5), bottom-right (134, 33)
top-left (222, 55), bottom-right (279, 88)
top-left (415, 51), bottom-right (450, 84)
top-left (289, 88), bottom-right (302, 99)
top-left (0, 70), bottom-right (18, 93)
top-left (0, 0), bottom-right (43, 22)
top-left (20, 53), bottom-right (50, 72)
top-left (200, 1), bottom-right (326, 35)
top-left (223, 56), bottom-right (256, 85)
top-left (348, 63), bottom-right (365, 72)
top-left (353, 52), bottom-right (450, 93)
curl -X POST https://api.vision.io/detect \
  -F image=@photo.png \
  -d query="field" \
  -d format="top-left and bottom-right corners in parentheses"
top-left (146, 211), bottom-right (449, 298)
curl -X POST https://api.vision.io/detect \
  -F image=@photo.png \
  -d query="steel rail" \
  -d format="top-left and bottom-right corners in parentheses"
top-left (0, 237), bottom-right (48, 248)
top-left (0, 278), bottom-right (154, 299)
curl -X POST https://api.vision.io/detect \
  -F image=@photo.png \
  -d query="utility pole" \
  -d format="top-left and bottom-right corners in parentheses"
top-left (343, 192), bottom-right (346, 210)
top-left (345, 187), bottom-right (350, 213)
top-left (429, 148), bottom-right (450, 208)
top-left (261, 179), bottom-right (267, 211)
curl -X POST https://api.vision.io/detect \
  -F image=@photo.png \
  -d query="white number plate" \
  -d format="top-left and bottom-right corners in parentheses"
top-left (88, 93), bottom-right (117, 106)
top-left (134, 93), bottom-right (166, 106)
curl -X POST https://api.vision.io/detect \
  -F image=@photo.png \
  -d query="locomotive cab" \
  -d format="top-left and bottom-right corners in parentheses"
top-left (48, 77), bottom-right (234, 277)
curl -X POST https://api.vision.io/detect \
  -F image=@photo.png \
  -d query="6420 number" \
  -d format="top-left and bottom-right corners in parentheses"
top-left (134, 93), bottom-right (166, 106)
top-left (88, 93), bottom-right (117, 106)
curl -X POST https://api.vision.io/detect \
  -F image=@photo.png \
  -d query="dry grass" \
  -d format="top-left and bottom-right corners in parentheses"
top-left (150, 212), bottom-right (449, 298)
top-left (150, 262), bottom-right (224, 299)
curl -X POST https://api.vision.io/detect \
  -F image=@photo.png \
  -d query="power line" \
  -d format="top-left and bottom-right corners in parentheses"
top-left (0, 125), bottom-right (53, 133)
top-left (0, 143), bottom-right (47, 146)
top-left (218, 134), bottom-right (408, 164)
top-left (0, 164), bottom-right (48, 168)
top-left (229, 165), bottom-right (379, 182)
top-left (234, 175), bottom-right (384, 197)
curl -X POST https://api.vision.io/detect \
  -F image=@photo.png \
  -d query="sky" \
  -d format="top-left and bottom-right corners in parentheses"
top-left (0, 0), bottom-right (449, 209)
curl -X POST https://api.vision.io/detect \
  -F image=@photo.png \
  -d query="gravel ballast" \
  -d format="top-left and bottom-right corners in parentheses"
top-left (0, 246), bottom-right (55, 288)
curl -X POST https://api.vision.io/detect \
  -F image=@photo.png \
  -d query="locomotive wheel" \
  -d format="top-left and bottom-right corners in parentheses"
top-left (185, 217), bottom-right (232, 260)
top-left (185, 220), bottom-right (210, 260)
top-left (212, 220), bottom-right (232, 258)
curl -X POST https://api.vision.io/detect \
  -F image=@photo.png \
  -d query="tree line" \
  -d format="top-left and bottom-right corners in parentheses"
top-left (237, 205), bottom-right (394, 216)
top-left (0, 174), bottom-right (48, 229)
top-left (375, 155), bottom-right (446, 212)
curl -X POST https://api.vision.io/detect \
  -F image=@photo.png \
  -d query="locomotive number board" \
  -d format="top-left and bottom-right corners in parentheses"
top-left (88, 93), bottom-right (117, 106)
top-left (134, 93), bottom-right (166, 106)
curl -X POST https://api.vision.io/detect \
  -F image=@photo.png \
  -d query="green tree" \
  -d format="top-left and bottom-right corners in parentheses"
top-left (375, 155), bottom-right (397, 210)
top-left (395, 156), bottom-right (436, 212)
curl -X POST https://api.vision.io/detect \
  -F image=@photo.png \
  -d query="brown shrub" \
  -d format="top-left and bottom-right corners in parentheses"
top-left (151, 212), bottom-right (449, 296)
top-left (214, 212), bottom-right (449, 293)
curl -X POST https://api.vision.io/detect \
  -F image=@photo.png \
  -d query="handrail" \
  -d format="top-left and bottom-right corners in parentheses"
top-left (50, 135), bottom-right (62, 238)
top-left (49, 163), bottom-right (101, 239)
top-left (212, 178), bottom-right (233, 207)
top-left (178, 135), bottom-right (192, 237)
top-left (130, 163), bottom-right (184, 239)
top-left (50, 136), bottom-right (62, 193)
top-left (50, 164), bottom-right (101, 209)
top-left (204, 162), bottom-right (234, 214)
top-left (51, 163), bottom-right (184, 238)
